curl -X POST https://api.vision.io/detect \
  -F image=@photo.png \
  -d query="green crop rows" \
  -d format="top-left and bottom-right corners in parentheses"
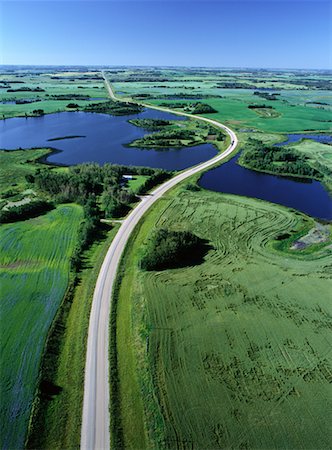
top-left (0, 204), bottom-right (82, 450)
top-left (115, 186), bottom-right (332, 449)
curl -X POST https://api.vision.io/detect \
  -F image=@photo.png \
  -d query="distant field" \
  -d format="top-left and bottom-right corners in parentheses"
top-left (110, 67), bottom-right (331, 133)
top-left (0, 70), bottom-right (108, 118)
top-left (114, 184), bottom-right (332, 449)
top-left (0, 204), bottom-right (82, 450)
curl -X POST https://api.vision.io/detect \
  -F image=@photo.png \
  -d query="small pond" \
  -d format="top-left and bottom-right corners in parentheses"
top-left (275, 134), bottom-right (332, 146)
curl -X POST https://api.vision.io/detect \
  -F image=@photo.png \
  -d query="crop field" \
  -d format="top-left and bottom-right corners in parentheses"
top-left (109, 68), bottom-right (332, 133)
top-left (115, 185), bottom-right (332, 449)
top-left (27, 223), bottom-right (120, 449)
top-left (0, 68), bottom-right (108, 118)
top-left (0, 204), bottom-right (82, 450)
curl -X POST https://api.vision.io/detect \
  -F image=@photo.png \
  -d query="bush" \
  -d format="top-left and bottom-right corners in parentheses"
top-left (140, 228), bottom-right (210, 271)
top-left (0, 200), bottom-right (54, 223)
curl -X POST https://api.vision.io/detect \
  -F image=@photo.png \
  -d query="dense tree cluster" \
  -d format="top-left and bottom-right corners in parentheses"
top-left (158, 101), bottom-right (217, 114)
top-left (0, 200), bottom-right (54, 223)
top-left (190, 102), bottom-right (218, 114)
top-left (128, 118), bottom-right (172, 131)
top-left (25, 162), bottom-right (170, 268)
top-left (140, 228), bottom-right (209, 271)
top-left (32, 109), bottom-right (45, 116)
top-left (7, 87), bottom-right (45, 92)
top-left (248, 104), bottom-right (273, 109)
top-left (253, 91), bottom-right (280, 101)
top-left (32, 162), bottom-right (170, 216)
top-left (241, 138), bottom-right (321, 178)
top-left (84, 99), bottom-right (143, 116)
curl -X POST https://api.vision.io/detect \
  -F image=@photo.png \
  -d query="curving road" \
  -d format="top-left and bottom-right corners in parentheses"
top-left (80, 72), bottom-right (238, 449)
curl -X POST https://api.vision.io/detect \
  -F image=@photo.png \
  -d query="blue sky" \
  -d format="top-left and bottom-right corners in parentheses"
top-left (1, 0), bottom-right (331, 69)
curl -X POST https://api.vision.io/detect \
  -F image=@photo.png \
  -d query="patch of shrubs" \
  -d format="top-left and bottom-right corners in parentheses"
top-left (0, 200), bottom-right (54, 223)
top-left (140, 228), bottom-right (210, 271)
top-left (84, 99), bottom-right (143, 116)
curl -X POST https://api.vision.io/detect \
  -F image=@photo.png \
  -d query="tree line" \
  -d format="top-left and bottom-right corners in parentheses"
top-left (241, 138), bottom-right (321, 178)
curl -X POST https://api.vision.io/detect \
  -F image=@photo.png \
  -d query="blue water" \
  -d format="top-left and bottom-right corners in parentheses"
top-left (199, 153), bottom-right (332, 220)
top-left (0, 110), bottom-right (217, 170)
top-left (275, 134), bottom-right (332, 146)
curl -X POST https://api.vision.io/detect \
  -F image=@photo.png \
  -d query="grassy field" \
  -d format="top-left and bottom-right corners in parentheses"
top-left (145, 95), bottom-right (332, 133)
top-left (27, 223), bottom-right (120, 449)
top-left (113, 183), bottom-right (332, 449)
top-left (289, 139), bottom-right (332, 191)
top-left (0, 69), bottom-right (108, 118)
top-left (0, 148), bottom-right (50, 195)
top-left (109, 68), bottom-right (331, 133)
top-left (127, 175), bottom-right (150, 193)
top-left (0, 204), bottom-right (83, 450)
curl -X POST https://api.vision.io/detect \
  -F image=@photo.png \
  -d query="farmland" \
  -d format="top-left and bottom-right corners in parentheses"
top-left (109, 68), bottom-right (332, 133)
top-left (27, 222), bottom-right (120, 450)
top-left (0, 68), bottom-right (108, 119)
top-left (113, 182), bottom-right (332, 449)
top-left (1, 66), bottom-right (331, 449)
top-left (0, 204), bottom-right (82, 450)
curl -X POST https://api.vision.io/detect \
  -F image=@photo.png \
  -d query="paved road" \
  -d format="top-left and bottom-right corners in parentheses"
top-left (81, 72), bottom-right (238, 449)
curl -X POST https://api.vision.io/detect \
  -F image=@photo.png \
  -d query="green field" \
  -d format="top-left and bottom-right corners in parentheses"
top-left (109, 68), bottom-right (331, 133)
top-left (0, 70), bottom-right (108, 118)
top-left (127, 175), bottom-right (150, 192)
top-left (289, 139), bottom-right (332, 191)
top-left (27, 223), bottom-right (120, 449)
top-left (0, 148), bottom-right (50, 195)
top-left (113, 183), bottom-right (332, 449)
top-left (0, 204), bottom-right (83, 450)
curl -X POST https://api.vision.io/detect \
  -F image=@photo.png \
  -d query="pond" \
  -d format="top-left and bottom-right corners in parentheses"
top-left (0, 110), bottom-right (217, 170)
top-left (199, 153), bottom-right (332, 220)
top-left (275, 133), bottom-right (332, 146)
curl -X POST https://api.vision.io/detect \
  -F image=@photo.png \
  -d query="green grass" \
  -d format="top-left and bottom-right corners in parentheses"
top-left (110, 68), bottom-right (331, 133)
top-left (0, 71), bottom-right (108, 119)
top-left (27, 223), bottom-right (120, 449)
top-left (0, 148), bottom-right (51, 194)
top-left (289, 139), bottom-right (332, 191)
top-left (113, 184), bottom-right (332, 449)
top-left (127, 175), bottom-right (150, 193)
top-left (0, 204), bottom-right (83, 450)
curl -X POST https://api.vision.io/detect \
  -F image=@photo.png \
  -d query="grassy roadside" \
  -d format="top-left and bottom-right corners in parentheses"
top-left (26, 222), bottom-right (120, 449)
top-left (110, 190), bottom-right (180, 449)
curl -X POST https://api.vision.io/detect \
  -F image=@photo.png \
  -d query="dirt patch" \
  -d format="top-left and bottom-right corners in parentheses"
top-left (291, 223), bottom-right (330, 250)
top-left (0, 260), bottom-right (39, 269)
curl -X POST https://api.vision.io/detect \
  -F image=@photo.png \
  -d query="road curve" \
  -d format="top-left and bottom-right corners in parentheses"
top-left (80, 72), bottom-right (238, 450)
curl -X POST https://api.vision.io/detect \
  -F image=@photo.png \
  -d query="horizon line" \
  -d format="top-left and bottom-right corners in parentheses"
top-left (0, 64), bottom-right (331, 72)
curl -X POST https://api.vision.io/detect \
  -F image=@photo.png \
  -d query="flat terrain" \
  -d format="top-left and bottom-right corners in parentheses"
top-left (1, 66), bottom-right (331, 449)
top-left (27, 223), bottom-right (120, 450)
top-left (115, 184), bottom-right (332, 449)
top-left (110, 68), bottom-right (331, 133)
top-left (0, 204), bottom-right (82, 450)
top-left (0, 69), bottom-right (107, 118)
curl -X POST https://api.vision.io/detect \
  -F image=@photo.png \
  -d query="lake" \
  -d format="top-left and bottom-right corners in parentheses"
top-left (0, 110), bottom-right (217, 170)
top-left (1, 112), bottom-right (331, 218)
top-left (199, 153), bottom-right (332, 220)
